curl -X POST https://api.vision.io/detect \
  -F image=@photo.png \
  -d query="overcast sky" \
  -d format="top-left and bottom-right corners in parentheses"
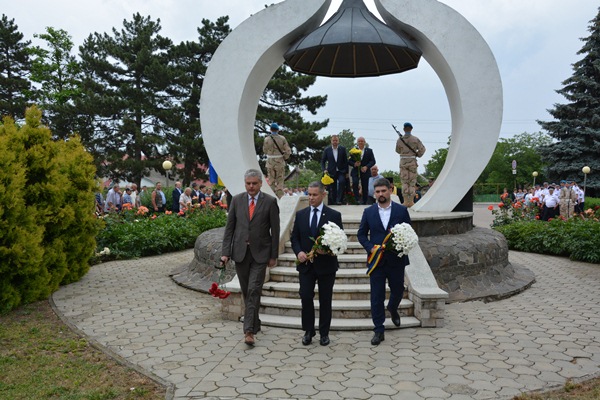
top-left (6, 0), bottom-right (599, 173)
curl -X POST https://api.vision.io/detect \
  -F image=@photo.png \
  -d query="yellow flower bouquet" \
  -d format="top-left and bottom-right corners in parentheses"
top-left (321, 172), bottom-right (334, 186)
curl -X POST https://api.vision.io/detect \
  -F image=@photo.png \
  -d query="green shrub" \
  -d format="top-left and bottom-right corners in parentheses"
top-left (0, 107), bottom-right (101, 313)
top-left (584, 197), bottom-right (600, 209)
top-left (495, 218), bottom-right (600, 263)
top-left (95, 207), bottom-right (227, 260)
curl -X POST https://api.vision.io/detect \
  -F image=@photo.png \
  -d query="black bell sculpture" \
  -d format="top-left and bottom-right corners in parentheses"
top-left (284, 0), bottom-right (422, 78)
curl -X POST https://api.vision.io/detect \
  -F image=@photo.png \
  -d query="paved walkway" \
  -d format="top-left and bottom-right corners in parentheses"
top-left (52, 205), bottom-right (600, 399)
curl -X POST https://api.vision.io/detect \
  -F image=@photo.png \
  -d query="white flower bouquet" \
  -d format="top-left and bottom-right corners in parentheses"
top-left (387, 223), bottom-right (419, 257)
top-left (306, 221), bottom-right (348, 262)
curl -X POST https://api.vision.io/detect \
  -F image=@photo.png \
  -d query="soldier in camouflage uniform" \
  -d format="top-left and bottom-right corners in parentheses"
top-left (263, 123), bottom-right (291, 198)
top-left (559, 180), bottom-right (578, 219)
top-left (395, 122), bottom-right (426, 207)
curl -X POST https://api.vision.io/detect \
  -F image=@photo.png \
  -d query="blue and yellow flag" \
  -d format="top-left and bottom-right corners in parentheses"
top-left (208, 161), bottom-right (224, 186)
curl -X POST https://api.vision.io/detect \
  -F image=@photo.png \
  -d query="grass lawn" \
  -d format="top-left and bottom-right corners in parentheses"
top-left (0, 301), bottom-right (165, 400)
top-left (514, 377), bottom-right (600, 399)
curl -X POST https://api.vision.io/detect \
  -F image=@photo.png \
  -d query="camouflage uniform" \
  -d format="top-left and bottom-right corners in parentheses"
top-left (559, 185), bottom-right (578, 219)
top-left (395, 134), bottom-right (426, 207)
top-left (263, 133), bottom-right (291, 198)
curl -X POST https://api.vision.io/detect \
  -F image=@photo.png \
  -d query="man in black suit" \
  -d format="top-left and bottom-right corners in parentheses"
top-left (349, 136), bottom-right (376, 205)
top-left (172, 181), bottom-right (182, 212)
top-left (321, 134), bottom-right (348, 205)
top-left (357, 178), bottom-right (411, 346)
top-left (290, 181), bottom-right (343, 346)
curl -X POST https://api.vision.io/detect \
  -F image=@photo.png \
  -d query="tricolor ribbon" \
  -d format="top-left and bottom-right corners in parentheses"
top-left (366, 231), bottom-right (393, 276)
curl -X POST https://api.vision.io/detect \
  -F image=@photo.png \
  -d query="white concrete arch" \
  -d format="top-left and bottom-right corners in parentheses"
top-left (201, 0), bottom-right (502, 212)
top-left (200, 0), bottom-right (332, 196)
top-left (376, 0), bottom-right (503, 212)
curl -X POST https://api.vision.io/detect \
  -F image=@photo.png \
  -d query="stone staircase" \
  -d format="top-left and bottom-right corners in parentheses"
top-left (258, 212), bottom-right (421, 331)
top-left (207, 196), bottom-right (449, 330)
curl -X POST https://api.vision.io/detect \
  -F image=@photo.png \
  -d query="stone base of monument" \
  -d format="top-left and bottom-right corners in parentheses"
top-left (170, 200), bottom-right (535, 330)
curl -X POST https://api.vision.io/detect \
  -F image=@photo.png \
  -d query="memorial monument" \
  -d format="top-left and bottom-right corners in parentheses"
top-left (172, 0), bottom-right (535, 329)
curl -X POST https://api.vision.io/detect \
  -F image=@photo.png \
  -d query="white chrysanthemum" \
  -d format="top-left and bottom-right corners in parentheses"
top-left (320, 221), bottom-right (348, 256)
top-left (389, 223), bottom-right (418, 257)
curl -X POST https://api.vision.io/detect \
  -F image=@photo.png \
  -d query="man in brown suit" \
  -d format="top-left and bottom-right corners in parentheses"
top-left (220, 169), bottom-right (280, 346)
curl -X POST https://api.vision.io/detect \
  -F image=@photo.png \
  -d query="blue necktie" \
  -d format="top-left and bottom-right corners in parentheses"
top-left (311, 208), bottom-right (319, 237)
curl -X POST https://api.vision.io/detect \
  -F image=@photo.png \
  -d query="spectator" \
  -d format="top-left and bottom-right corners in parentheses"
top-left (122, 187), bottom-right (133, 207)
top-left (366, 165), bottom-right (383, 205)
top-left (179, 187), bottom-right (193, 212)
top-left (105, 184), bottom-right (122, 212)
top-left (129, 184), bottom-right (138, 208)
top-left (191, 182), bottom-right (201, 204)
top-left (172, 181), bottom-right (183, 213)
top-left (151, 182), bottom-right (166, 213)
top-left (541, 186), bottom-right (559, 221)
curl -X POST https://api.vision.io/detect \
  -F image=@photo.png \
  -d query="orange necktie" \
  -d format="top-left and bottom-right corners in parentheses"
top-left (249, 197), bottom-right (255, 220)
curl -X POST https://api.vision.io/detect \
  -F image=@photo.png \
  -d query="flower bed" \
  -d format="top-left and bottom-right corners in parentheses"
top-left (94, 206), bottom-right (227, 262)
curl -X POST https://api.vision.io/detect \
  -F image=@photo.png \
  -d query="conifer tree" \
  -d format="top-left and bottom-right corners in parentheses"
top-left (161, 17), bottom-right (232, 185)
top-left (0, 106), bottom-right (99, 312)
top-left (29, 27), bottom-right (82, 140)
top-left (0, 14), bottom-right (34, 119)
top-left (77, 13), bottom-right (176, 186)
top-left (538, 7), bottom-right (600, 194)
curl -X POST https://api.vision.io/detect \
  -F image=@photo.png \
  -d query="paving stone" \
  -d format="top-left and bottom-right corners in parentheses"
top-left (51, 215), bottom-right (600, 400)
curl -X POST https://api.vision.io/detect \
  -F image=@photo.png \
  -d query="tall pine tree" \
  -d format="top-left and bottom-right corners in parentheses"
top-left (160, 17), bottom-right (232, 185)
top-left (538, 7), bottom-right (600, 195)
top-left (0, 14), bottom-right (34, 119)
top-left (29, 27), bottom-right (82, 139)
top-left (77, 13), bottom-right (176, 186)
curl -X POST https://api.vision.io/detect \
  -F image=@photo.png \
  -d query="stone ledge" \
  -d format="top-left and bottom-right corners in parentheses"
top-left (420, 227), bottom-right (536, 303)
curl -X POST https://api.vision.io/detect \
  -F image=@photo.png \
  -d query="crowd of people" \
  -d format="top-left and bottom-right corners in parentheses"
top-left (95, 180), bottom-right (230, 216)
top-left (500, 180), bottom-right (586, 221)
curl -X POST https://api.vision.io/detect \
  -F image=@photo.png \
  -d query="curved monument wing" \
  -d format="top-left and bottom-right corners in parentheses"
top-left (375, 0), bottom-right (503, 212)
top-left (200, 0), bottom-right (332, 196)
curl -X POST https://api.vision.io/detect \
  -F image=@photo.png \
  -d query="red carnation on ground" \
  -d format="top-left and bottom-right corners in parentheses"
top-left (208, 282), bottom-right (231, 299)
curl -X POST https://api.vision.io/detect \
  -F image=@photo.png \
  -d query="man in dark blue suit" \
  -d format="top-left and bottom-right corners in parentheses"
top-left (321, 134), bottom-right (348, 205)
top-left (357, 178), bottom-right (411, 345)
top-left (291, 181), bottom-right (343, 346)
top-left (172, 181), bottom-right (182, 213)
top-left (349, 136), bottom-right (376, 205)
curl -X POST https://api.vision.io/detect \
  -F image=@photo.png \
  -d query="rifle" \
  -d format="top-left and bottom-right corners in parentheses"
top-left (392, 124), bottom-right (403, 138)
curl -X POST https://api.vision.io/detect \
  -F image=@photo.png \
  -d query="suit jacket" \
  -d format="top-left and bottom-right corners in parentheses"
top-left (349, 147), bottom-right (376, 177)
top-left (357, 202), bottom-right (411, 267)
top-left (222, 191), bottom-right (280, 264)
top-left (291, 205), bottom-right (343, 275)
top-left (172, 188), bottom-right (182, 212)
top-left (321, 145), bottom-right (348, 175)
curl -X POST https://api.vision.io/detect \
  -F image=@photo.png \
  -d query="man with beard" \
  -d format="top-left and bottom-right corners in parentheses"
top-left (357, 178), bottom-right (412, 345)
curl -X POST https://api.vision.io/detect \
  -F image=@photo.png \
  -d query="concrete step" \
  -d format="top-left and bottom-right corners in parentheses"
top-left (259, 314), bottom-right (421, 331)
top-left (269, 266), bottom-right (371, 284)
top-left (277, 252), bottom-right (368, 268)
top-left (284, 241), bottom-right (366, 255)
top-left (260, 297), bottom-right (414, 319)
top-left (261, 281), bottom-right (408, 301)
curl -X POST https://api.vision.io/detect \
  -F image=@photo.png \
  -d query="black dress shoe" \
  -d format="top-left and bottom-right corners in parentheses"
top-left (319, 336), bottom-right (330, 346)
top-left (302, 331), bottom-right (316, 345)
top-left (371, 332), bottom-right (385, 346)
top-left (388, 307), bottom-right (401, 327)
